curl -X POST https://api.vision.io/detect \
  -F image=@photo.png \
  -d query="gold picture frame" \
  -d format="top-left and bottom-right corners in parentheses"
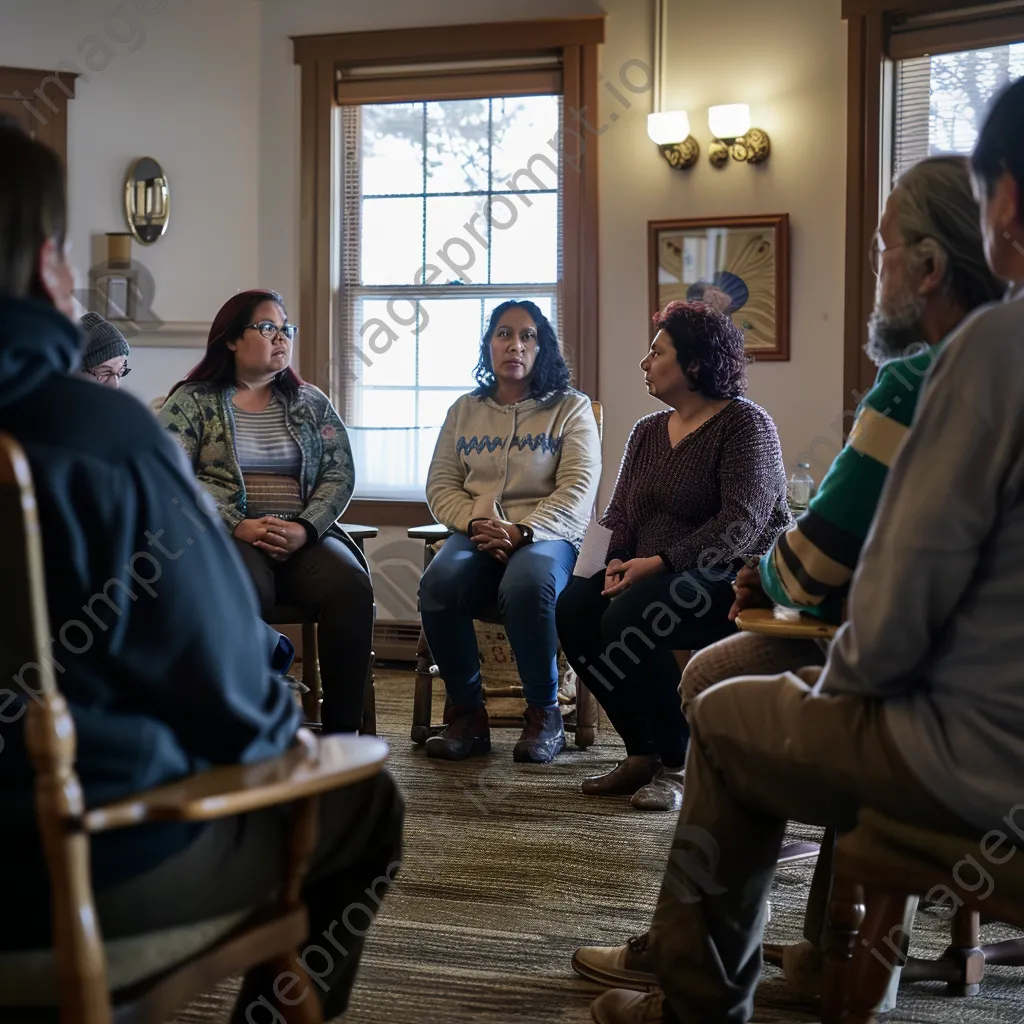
top-left (648, 214), bottom-right (790, 361)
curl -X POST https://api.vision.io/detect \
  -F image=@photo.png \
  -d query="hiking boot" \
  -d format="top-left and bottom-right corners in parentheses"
top-left (581, 755), bottom-right (661, 796)
top-left (425, 704), bottom-right (491, 760)
top-left (630, 767), bottom-right (685, 812)
top-left (572, 932), bottom-right (658, 991)
top-left (513, 706), bottom-right (566, 763)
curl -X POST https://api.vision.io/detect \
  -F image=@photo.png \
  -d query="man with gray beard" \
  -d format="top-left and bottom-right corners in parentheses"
top-left (572, 153), bottom-right (1005, 1018)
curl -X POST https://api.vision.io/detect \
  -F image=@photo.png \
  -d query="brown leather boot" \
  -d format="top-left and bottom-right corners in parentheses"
top-left (581, 755), bottom-right (661, 796)
top-left (425, 703), bottom-right (491, 760)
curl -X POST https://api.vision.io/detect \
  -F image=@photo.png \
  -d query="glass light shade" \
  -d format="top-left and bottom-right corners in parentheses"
top-left (647, 110), bottom-right (691, 146)
top-left (708, 103), bottom-right (752, 140)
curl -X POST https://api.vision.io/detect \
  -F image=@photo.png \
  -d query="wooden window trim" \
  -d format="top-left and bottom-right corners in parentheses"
top-left (890, 9), bottom-right (1024, 57)
top-left (842, 1), bottom-right (1024, 412)
top-left (293, 18), bottom-right (604, 526)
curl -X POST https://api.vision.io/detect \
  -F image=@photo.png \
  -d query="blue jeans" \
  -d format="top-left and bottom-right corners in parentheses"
top-left (419, 532), bottom-right (577, 708)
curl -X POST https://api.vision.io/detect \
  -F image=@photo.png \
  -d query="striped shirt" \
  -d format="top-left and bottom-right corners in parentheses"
top-left (760, 344), bottom-right (943, 622)
top-left (233, 397), bottom-right (304, 518)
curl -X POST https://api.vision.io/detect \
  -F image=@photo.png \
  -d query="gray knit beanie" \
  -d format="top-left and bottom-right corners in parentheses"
top-left (80, 313), bottom-right (130, 369)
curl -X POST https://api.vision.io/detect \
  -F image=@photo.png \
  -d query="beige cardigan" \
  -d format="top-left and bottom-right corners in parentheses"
top-left (426, 389), bottom-right (601, 547)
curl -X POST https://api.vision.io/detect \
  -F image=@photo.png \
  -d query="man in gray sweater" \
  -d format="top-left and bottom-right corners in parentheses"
top-left (591, 77), bottom-right (1024, 1024)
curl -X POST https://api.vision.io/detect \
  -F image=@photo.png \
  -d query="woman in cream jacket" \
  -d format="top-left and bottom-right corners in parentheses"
top-left (421, 300), bottom-right (601, 765)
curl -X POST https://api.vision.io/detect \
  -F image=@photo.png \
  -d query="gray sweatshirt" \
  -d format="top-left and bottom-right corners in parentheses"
top-left (819, 291), bottom-right (1024, 833)
top-left (426, 389), bottom-right (601, 547)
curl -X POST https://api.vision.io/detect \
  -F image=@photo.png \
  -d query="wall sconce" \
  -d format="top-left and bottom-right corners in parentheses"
top-left (708, 104), bottom-right (771, 167)
top-left (647, 110), bottom-right (700, 170)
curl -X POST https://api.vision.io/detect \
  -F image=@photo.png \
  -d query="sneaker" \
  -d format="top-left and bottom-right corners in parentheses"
top-left (572, 932), bottom-right (658, 991)
top-left (513, 706), bottom-right (566, 763)
top-left (425, 704), bottom-right (491, 760)
top-left (581, 755), bottom-right (661, 796)
top-left (590, 988), bottom-right (665, 1024)
top-left (630, 767), bottom-right (685, 812)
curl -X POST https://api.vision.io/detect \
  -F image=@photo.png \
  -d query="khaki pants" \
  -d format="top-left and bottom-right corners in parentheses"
top-left (679, 631), bottom-right (826, 713)
top-left (649, 671), bottom-right (963, 1024)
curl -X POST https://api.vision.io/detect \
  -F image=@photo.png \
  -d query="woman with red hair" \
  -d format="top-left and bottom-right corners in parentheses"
top-left (556, 301), bottom-right (791, 810)
top-left (159, 289), bottom-right (372, 734)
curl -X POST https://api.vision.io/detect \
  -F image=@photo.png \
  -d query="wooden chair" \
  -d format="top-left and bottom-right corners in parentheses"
top-left (0, 432), bottom-right (389, 1024)
top-left (265, 524), bottom-right (378, 735)
top-left (408, 400), bottom-right (605, 749)
top-left (822, 809), bottom-right (1024, 1022)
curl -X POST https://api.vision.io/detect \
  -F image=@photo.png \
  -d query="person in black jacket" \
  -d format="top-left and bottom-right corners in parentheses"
top-left (0, 124), bottom-right (402, 1018)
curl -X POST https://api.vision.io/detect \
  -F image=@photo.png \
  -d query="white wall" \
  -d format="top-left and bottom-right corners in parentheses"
top-left (0, 0), bottom-right (263, 405)
top-left (597, 0), bottom-right (848, 497)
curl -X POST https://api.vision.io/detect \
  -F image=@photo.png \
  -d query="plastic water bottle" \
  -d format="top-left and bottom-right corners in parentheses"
top-left (787, 461), bottom-right (815, 515)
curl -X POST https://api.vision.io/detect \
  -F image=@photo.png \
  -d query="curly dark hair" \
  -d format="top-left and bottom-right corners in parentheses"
top-left (654, 300), bottom-right (750, 399)
top-left (472, 300), bottom-right (572, 399)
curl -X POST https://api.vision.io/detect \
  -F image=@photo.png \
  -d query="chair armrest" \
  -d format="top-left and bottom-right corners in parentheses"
top-left (83, 733), bottom-right (388, 833)
top-left (408, 523), bottom-right (453, 541)
top-left (339, 523), bottom-right (378, 543)
top-left (734, 607), bottom-right (838, 641)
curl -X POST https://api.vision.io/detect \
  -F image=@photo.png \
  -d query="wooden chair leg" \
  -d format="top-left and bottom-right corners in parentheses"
top-left (943, 908), bottom-right (985, 996)
top-left (360, 652), bottom-right (377, 736)
top-left (820, 877), bottom-right (863, 1024)
top-left (301, 622), bottom-right (321, 724)
top-left (845, 891), bottom-right (912, 1024)
top-left (575, 679), bottom-right (598, 748)
top-left (902, 907), bottom-right (986, 995)
top-left (411, 626), bottom-right (436, 745)
top-left (231, 796), bottom-right (323, 1024)
top-left (980, 936), bottom-right (1024, 966)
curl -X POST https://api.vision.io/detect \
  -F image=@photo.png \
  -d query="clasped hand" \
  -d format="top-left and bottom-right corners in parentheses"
top-left (470, 518), bottom-right (524, 564)
top-left (235, 516), bottom-right (308, 562)
top-left (602, 555), bottom-right (665, 597)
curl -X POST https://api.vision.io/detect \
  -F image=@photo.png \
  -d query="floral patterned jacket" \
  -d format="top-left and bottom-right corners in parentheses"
top-left (158, 381), bottom-right (356, 544)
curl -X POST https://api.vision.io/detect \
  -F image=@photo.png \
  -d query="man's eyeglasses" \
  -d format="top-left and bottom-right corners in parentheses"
top-left (84, 365), bottom-right (131, 383)
top-left (246, 320), bottom-right (299, 341)
top-left (869, 231), bottom-right (929, 277)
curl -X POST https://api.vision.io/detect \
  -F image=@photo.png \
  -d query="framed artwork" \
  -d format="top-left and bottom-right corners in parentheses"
top-left (648, 214), bottom-right (790, 361)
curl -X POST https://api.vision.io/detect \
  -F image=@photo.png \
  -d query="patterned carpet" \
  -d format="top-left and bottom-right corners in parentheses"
top-left (171, 669), bottom-right (1024, 1023)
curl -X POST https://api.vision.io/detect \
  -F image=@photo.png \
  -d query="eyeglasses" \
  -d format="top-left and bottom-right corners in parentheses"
top-left (84, 365), bottom-right (131, 383)
top-left (869, 232), bottom-right (929, 277)
top-left (246, 320), bottom-right (298, 341)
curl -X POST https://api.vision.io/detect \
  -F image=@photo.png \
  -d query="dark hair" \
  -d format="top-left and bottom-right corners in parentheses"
top-left (0, 124), bottom-right (67, 303)
top-left (168, 289), bottom-right (303, 397)
top-left (653, 300), bottom-right (749, 399)
top-left (972, 76), bottom-right (1024, 209)
top-left (471, 300), bottom-right (571, 399)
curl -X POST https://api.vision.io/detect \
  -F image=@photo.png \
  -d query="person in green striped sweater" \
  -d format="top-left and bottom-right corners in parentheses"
top-left (569, 153), bottom-right (1006, 1013)
top-left (680, 153), bottom-right (1005, 708)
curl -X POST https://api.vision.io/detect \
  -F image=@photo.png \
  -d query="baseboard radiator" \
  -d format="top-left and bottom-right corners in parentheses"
top-left (373, 619), bottom-right (421, 662)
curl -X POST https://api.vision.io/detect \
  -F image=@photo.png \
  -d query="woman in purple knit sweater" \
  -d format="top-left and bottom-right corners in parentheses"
top-left (555, 301), bottom-right (791, 811)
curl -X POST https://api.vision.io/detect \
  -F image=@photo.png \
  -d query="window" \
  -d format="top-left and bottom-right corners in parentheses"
top-left (341, 94), bottom-right (562, 500)
top-left (842, 1), bottom-right (1024, 410)
top-left (293, 17), bottom-right (603, 519)
top-left (893, 42), bottom-right (1024, 180)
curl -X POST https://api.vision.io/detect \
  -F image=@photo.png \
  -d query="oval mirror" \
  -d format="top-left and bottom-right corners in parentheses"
top-left (124, 156), bottom-right (170, 244)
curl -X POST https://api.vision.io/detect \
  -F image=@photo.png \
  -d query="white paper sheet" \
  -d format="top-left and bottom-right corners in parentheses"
top-left (573, 520), bottom-right (613, 578)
